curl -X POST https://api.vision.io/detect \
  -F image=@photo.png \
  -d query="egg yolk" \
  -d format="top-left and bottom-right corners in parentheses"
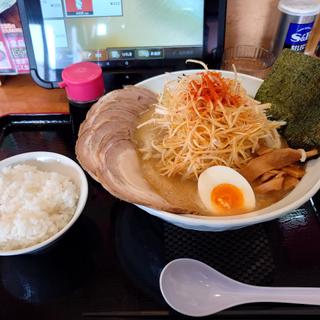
top-left (210, 183), bottom-right (244, 213)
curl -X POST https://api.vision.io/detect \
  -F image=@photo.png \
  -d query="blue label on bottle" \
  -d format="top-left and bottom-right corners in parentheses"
top-left (284, 22), bottom-right (314, 51)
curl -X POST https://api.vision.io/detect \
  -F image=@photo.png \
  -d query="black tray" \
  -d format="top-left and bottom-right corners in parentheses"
top-left (1, 114), bottom-right (320, 320)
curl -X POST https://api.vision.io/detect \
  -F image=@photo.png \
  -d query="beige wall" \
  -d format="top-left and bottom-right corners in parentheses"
top-left (225, 0), bottom-right (280, 50)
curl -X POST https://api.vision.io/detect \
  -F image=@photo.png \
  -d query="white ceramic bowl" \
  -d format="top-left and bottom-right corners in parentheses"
top-left (135, 70), bottom-right (320, 231)
top-left (0, 152), bottom-right (88, 255)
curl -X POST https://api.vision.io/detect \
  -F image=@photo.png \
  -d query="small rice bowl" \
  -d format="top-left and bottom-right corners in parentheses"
top-left (0, 164), bottom-right (79, 250)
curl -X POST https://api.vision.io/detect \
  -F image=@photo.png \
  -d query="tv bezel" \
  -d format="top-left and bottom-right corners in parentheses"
top-left (17, 0), bottom-right (226, 88)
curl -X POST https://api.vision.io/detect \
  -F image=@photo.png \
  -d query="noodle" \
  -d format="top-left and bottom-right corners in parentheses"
top-left (137, 61), bottom-right (285, 180)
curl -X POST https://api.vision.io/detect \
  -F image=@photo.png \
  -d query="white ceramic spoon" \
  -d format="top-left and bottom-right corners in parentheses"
top-left (160, 258), bottom-right (320, 317)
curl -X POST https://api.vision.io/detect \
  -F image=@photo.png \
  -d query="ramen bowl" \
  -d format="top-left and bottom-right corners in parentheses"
top-left (133, 70), bottom-right (320, 231)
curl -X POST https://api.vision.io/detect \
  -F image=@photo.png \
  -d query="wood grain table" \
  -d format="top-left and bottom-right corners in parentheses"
top-left (0, 75), bottom-right (68, 117)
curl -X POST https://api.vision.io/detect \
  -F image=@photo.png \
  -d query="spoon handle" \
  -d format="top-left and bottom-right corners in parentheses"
top-left (246, 285), bottom-right (320, 306)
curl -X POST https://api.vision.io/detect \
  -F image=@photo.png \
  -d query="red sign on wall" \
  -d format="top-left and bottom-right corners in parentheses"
top-left (65, 0), bottom-right (93, 16)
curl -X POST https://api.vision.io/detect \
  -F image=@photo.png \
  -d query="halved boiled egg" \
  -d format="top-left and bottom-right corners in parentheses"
top-left (198, 166), bottom-right (256, 215)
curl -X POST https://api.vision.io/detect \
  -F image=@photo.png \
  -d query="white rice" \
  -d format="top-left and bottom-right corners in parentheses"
top-left (0, 164), bottom-right (79, 251)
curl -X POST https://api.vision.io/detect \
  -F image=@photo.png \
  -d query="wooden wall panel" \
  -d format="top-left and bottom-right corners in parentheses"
top-left (225, 0), bottom-right (280, 50)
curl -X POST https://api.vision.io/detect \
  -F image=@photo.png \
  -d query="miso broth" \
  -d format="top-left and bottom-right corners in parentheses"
top-left (134, 110), bottom-right (290, 216)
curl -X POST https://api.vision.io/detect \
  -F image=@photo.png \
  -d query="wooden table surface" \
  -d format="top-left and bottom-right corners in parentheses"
top-left (0, 75), bottom-right (68, 117)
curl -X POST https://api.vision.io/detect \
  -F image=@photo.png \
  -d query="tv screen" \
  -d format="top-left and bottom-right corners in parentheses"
top-left (18, 0), bottom-right (226, 87)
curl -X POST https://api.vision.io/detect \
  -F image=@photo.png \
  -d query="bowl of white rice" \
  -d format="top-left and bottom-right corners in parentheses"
top-left (0, 151), bottom-right (88, 255)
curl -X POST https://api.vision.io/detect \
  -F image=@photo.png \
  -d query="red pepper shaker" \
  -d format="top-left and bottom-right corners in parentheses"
top-left (59, 62), bottom-right (105, 138)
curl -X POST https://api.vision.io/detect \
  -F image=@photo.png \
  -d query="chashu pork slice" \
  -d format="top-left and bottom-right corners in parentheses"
top-left (78, 123), bottom-right (132, 179)
top-left (96, 139), bottom-right (174, 210)
top-left (77, 85), bottom-right (156, 178)
top-left (81, 86), bottom-right (156, 131)
top-left (75, 85), bottom-right (181, 212)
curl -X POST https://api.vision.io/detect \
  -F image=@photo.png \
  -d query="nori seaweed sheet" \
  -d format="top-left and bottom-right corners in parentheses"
top-left (255, 49), bottom-right (320, 150)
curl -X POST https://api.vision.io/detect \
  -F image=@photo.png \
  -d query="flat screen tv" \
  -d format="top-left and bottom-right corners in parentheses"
top-left (17, 0), bottom-right (226, 88)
